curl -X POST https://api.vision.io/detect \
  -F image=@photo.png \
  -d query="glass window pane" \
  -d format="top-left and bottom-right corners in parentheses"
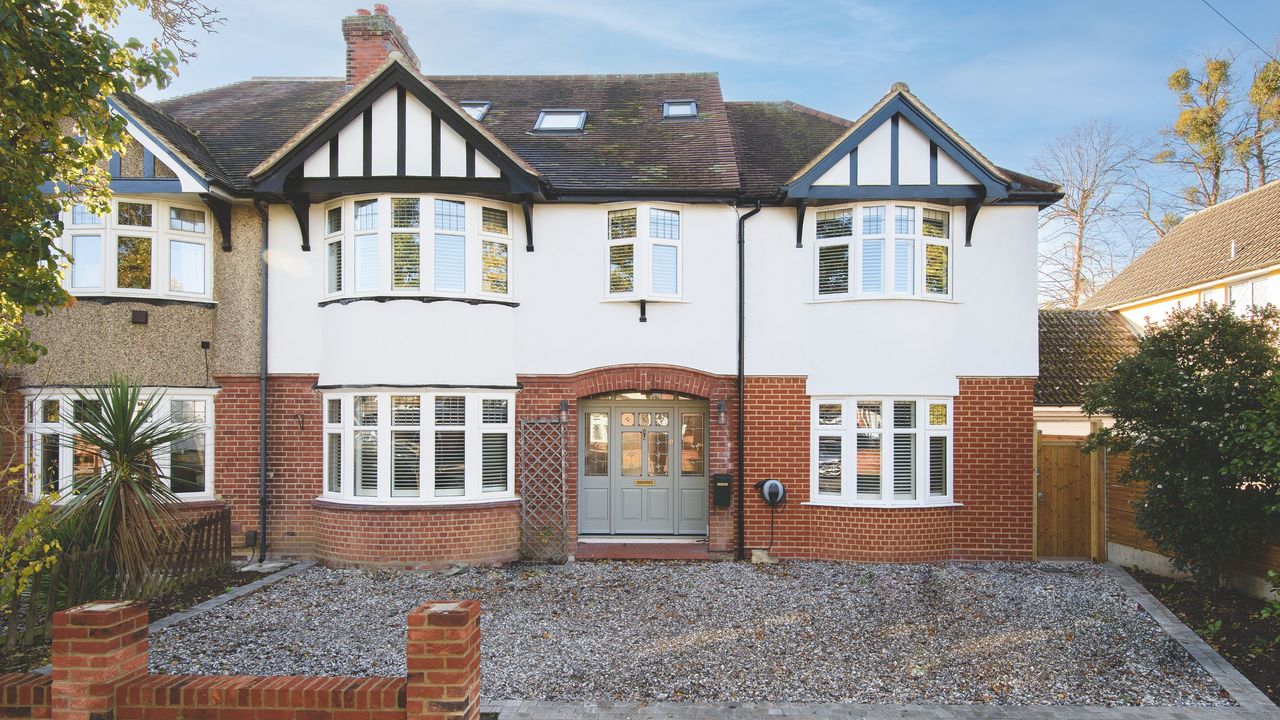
top-left (73, 400), bottom-right (101, 423)
top-left (391, 198), bottom-right (420, 228)
top-left (435, 396), bottom-right (465, 425)
top-left (654, 412), bottom-right (670, 427)
top-left (41, 434), bottom-right (60, 494)
top-left (482, 207), bottom-right (509, 235)
top-left (817, 403), bottom-right (841, 426)
top-left (648, 431), bottom-right (669, 476)
top-left (116, 236), bottom-right (152, 289)
top-left (652, 244), bottom-right (678, 295)
top-left (893, 401), bottom-right (915, 429)
top-left (434, 199), bottom-right (465, 232)
top-left (354, 430), bottom-right (377, 496)
top-left (649, 208), bottom-right (680, 240)
top-left (680, 413), bottom-right (704, 475)
top-left (585, 412), bottom-right (609, 476)
top-left (171, 400), bottom-right (206, 423)
top-left (609, 244), bottom-right (635, 294)
top-left (637, 412), bottom-right (652, 427)
top-left (392, 395), bottom-right (420, 425)
top-left (169, 207), bottom-right (206, 233)
top-left (70, 235), bottom-right (102, 289)
top-left (620, 412), bottom-right (635, 427)
top-left (354, 395), bottom-right (378, 426)
top-left (608, 209), bottom-right (637, 240)
top-left (929, 435), bottom-right (948, 496)
top-left (893, 433), bottom-right (915, 500)
top-left (435, 234), bottom-right (465, 292)
top-left (894, 239), bottom-right (914, 294)
top-left (1252, 278), bottom-right (1271, 308)
top-left (481, 240), bottom-right (508, 294)
top-left (816, 210), bottom-right (852, 239)
top-left (895, 207), bottom-right (915, 235)
top-left (433, 430), bottom-right (465, 496)
top-left (928, 403), bottom-right (948, 427)
top-left (857, 401), bottom-right (882, 429)
top-left (72, 437), bottom-right (102, 484)
top-left (327, 398), bottom-right (342, 424)
top-left (862, 206), bottom-right (885, 235)
top-left (925, 243), bottom-right (950, 295)
top-left (354, 199), bottom-right (378, 231)
top-left (327, 240), bottom-right (343, 294)
top-left (117, 202), bottom-right (153, 227)
top-left (169, 239), bottom-right (206, 294)
top-left (482, 433), bottom-right (508, 492)
top-left (923, 209), bottom-right (950, 239)
top-left (355, 234), bottom-right (379, 292)
top-left (861, 239), bottom-right (883, 294)
top-left (326, 433), bottom-right (342, 492)
top-left (817, 244), bottom-right (849, 295)
top-left (170, 433), bottom-right (206, 494)
top-left (392, 233), bottom-right (420, 290)
top-left (327, 206), bottom-right (343, 235)
top-left (818, 435), bottom-right (841, 495)
top-left (620, 431), bottom-right (642, 476)
top-left (482, 399), bottom-right (508, 424)
top-left (71, 204), bottom-right (99, 225)
top-left (856, 433), bottom-right (881, 498)
top-left (41, 400), bottom-right (60, 424)
top-left (537, 111), bottom-right (585, 130)
top-left (392, 430), bottom-right (420, 496)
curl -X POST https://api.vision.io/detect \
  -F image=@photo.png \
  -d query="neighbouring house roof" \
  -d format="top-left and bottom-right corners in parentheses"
top-left (1036, 309), bottom-right (1140, 406)
top-left (111, 92), bottom-right (234, 188)
top-left (130, 71), bottom-right (1051, 198)
top-left (1083, 181), bottom-right (1280, 309)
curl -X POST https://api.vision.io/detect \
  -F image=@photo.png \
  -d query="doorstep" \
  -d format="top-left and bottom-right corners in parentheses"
top-left (575, 536), bottom-right (712, 561)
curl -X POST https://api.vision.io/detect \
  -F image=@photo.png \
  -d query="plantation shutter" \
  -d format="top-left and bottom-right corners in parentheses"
top-left (929, 436), bottom-right (947, 497)
top-left (894, 239), bottom-right (914, 294)
top-left (434, 234), bottom-right (465, 292)
top-left (482, 433), bottom-right (508, 492)
top-left (392, 234), bottom-right (420, 290)
top-left (817, 245), bottom-right (849, 295)
top-left (327, 239), bottom-right (343, 293)
top-left (391, 396), bottom-right (420, 497)
top-left (609, 244), bottom-right (635, 294)
top-left (354, 234), bottom-right (378, 292)
top-left (326, 433), bottom-right (342, 492)
top-left (433, 396), bottom-right (466, 497)
top-left (353, 430), bottom-right (377, 496)
top-left (817, 435), bottom-right (842, 495)
top-left (652, 244), bottom-right (678, 295)
top-left (861, 239), bottom-right (884, 294)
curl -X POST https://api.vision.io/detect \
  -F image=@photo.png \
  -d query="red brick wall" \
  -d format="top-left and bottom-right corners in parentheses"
top-left (212, 374), bottom-right (260, 547)
top-left (312, 499), bottom-right (521, 568)
top-left (738, 376), bottom-right (1035, 562)
top-left (516, 365), bottom-right (738, 552)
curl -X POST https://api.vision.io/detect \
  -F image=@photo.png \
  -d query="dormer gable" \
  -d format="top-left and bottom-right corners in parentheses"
top-left (250, 58), bottom-right (541, 198)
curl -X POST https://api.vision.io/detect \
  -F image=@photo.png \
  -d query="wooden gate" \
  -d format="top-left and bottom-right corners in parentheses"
top-left (1035, 434), bottom-right (1103, 559)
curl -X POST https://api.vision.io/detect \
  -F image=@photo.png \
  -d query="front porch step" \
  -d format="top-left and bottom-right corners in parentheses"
top-left (575, 541), bottom-right (714, 561)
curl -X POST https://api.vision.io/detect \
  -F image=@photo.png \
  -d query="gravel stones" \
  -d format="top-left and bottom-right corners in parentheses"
top-left (147, 561), bottom-right (1230, 706)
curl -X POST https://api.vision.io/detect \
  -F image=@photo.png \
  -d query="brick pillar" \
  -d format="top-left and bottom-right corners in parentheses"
top-left (50, 601), bottom-right (148, 720)
top-left (405, 600), bottom-right (480, 720)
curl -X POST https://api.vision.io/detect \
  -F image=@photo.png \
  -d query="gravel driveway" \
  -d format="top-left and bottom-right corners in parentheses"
top-left (148, 561), bottom-right (1229, 706)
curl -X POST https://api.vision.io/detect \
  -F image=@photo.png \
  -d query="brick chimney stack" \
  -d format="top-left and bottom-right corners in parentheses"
top-left (342, 5), bottom-right (420, 88)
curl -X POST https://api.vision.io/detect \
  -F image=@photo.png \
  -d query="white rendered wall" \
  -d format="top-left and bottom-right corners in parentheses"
top-left (897, 120), bottom-right (931, 185)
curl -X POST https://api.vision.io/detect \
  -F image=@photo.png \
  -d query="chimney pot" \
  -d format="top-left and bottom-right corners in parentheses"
top-left (374, 3), bottom-right (389, 14)
top-left (356, 8), bottom-right (371, 15)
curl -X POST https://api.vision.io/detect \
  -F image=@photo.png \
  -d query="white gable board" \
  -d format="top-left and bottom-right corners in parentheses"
top-left (897, 119), bottom-right (930, 186)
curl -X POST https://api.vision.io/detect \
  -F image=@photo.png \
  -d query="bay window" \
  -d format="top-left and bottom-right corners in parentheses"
top-left (810, 396), bottom-right (952, 506)
top-left (23, 388), bottom-right (216, 500)
top-left (322, 390), bottom-right (515, 503)
top-left (604, 204), bottom-right (683, 300)
top-left (323, 195), bottom-right (513, 301)
top-left (60, 198), bottom-right (213, 301)
top-left (814, 202), bottom-right (953, 300)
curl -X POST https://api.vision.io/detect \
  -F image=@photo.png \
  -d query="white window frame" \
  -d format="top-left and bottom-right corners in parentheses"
top-left (602, 203), bottom-right (684, 302)
top-left (811, 201), bottom-right (955, 302)
top-left (321, 195), bottom-right (516, 302)
top-left (807, 396), bottom-right (955, 508)
top-left (60, 197), bottom-right (214, 302)
top-left (320, 389), bottom-right (516, 505)
top-left (22, 387), bottom-right (217, 501)
top-left (534, 109), bottom-right (587, 132)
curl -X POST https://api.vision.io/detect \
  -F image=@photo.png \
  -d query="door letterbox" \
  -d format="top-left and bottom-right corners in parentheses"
top-left (711, 473), bottom-right (733, 508)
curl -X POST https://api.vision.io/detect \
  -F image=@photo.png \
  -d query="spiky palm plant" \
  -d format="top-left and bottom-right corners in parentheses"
top-left (55, 378), bottom-right (201, 596)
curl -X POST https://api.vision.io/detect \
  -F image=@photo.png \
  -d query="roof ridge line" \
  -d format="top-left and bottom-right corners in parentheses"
top-left (780, 100), bottom-right (853, 127)
top-left (112, 93), bottom-right (228, 180)
top-left (1181, 178), bottom-right (1280, 222)
top-left (429, 71), bottom-right (719, 80)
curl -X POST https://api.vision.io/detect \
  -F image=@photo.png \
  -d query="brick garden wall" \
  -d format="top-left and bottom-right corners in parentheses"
top-left (0, 599), bottom-right (482, 720)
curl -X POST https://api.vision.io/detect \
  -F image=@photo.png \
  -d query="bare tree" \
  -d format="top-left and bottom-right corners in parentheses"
top-left (1035, 119), bottom-right (1138, 308)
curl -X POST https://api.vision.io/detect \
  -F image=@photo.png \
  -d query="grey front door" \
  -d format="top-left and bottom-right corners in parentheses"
top-left (579, 402), bottom-right (709, 536)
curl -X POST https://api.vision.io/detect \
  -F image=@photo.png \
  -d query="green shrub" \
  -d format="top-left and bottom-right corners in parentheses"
top-left (1085, 303), bottom-right (1280, 587)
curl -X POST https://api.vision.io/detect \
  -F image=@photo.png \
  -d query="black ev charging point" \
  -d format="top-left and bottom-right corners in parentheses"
top-left (754, 478), bottom-right (786, 550)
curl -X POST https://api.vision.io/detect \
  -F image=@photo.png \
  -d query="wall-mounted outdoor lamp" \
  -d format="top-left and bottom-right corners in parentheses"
top-left (559, 399), bottom-right (569, 423)
top-left (716, 399), bottom-right (727, 425)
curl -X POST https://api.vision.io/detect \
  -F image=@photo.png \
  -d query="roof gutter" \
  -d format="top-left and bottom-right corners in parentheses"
top-left (253, 199), bottom-right (271, 562)
top-left (736, 201), bottom-right (762, 561)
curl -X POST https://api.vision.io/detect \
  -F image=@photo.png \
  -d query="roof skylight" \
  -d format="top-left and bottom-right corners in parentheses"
top-left (662, 100), bottom-right (698, 118)
top-left (534, 109), bottom-right (587, 132)
top-left (460, 102), bottom-right (491, 121)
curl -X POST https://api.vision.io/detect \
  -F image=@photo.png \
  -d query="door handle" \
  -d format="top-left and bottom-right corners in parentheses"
top-left (1037, 491), bottom-right (1045, 501)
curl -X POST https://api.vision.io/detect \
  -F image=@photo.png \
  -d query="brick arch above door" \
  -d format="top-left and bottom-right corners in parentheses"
top-left (518, 364), bottom-right (736, 406)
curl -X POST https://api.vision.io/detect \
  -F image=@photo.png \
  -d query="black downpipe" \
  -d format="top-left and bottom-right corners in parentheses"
top-left (736, 201), bottom-right (762, 561)
top-left (254, 200), bottom-right (270, 562)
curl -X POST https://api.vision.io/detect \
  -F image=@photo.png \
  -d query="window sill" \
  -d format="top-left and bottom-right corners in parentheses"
top-left (313, 495), bottom-right (521, 511)
top-left (802, 500), bottom-right (963, 510)
top-left (805, 296), bottom-right (958, 305)
top-left (70, 294), bottom-right (217, 309)
top-left (318, 295), bottom-right (518, 308)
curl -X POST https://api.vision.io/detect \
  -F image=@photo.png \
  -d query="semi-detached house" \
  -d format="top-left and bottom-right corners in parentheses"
top-left (10, 5), bottom-right (1062, 566)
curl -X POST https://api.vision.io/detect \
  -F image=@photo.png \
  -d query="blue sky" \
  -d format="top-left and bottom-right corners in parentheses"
top-left (120, 0), bottom-right (1280, 176)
